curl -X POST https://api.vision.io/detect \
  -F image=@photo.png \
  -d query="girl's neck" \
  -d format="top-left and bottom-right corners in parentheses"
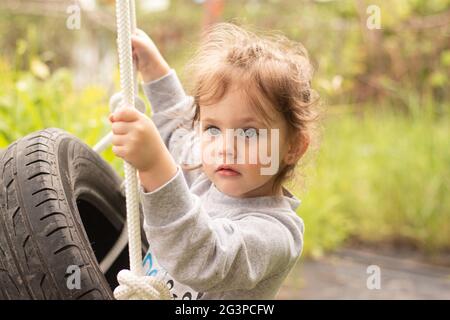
top-left (239, 179), bottom-right (283, 198)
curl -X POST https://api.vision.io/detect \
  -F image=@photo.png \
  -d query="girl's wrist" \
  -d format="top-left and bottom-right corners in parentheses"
top-left (141, 60), bottom-right (171, 83)
top-left (138, 149), bottom-right (178, 193)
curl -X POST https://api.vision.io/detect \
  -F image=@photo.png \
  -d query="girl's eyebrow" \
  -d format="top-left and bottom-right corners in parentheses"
top-left (201, 117), bottom-right (267, 127)
top-left (201, 117), bottom-right (218, 124)
top-left (240, 117), bottom-right (265, 126)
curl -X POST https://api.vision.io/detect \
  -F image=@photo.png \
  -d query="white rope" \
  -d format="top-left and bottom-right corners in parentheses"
top-left (113, 0), bottom-right (170, 300)
top-left (114, 270), bottom-right (172, 300)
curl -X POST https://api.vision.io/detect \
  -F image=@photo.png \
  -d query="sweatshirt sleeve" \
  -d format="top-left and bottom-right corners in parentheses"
top-left (142, 69), bottom-right (201, 174)
top-left (139, 165), bottom-right (304, 293)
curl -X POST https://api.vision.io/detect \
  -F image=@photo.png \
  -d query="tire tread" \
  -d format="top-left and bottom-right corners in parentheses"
top-left (0, 129), bottom-right (114, 299)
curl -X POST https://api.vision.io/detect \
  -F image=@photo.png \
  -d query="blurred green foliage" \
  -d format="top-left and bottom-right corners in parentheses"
top-left (291, 107), bottom-right (449, 257)
top-left (0, 56), bottom-right (124, 175)
top-left (136, 0), bottom-right (450, 108)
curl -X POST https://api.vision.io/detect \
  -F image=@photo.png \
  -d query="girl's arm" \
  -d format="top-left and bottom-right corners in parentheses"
top-left (141, 69), bottom-right (195, 149)
top-left (140, 167), bottom-right (305, 293)
top-left (133, 29), bottom-right (196, 156)
top-left (109, 106), bottom-right (178, 193)
top-left (131, 28), bottom-right (171, 83)
top-left (132, 29), bottom-right (198, 158)
top-left (133, 29), bottom-right (201, 181)
top-left (109, 71), bottom-right (199, 192)
top-left (142, 71), bottom-right (202, 185)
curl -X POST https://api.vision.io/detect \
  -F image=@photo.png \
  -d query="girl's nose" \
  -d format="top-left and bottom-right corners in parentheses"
top-left (218, 129), bottom-right (236, 161)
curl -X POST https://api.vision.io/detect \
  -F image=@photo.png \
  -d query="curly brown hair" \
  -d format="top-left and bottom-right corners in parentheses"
top-left (178, 22), bottom-right (320, 196)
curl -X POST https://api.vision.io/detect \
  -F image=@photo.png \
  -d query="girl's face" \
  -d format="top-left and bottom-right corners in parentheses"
top-left (199, 87), bottom-right (293, 198)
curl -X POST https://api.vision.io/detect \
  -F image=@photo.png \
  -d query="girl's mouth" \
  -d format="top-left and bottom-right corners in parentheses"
top-left (216, 165), bottom-right (241, 177)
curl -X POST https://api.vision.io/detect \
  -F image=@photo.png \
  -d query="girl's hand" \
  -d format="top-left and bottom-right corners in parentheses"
top-left (131, 29), bottom-right (170, 83)
top-left (109, 107), bottom-right (177, 192)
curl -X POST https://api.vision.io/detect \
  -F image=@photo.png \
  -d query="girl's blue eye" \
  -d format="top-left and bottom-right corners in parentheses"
top-left (239, 128), bottom-right (258, 138)
top-left (205, 126), bottom-right (221, 136)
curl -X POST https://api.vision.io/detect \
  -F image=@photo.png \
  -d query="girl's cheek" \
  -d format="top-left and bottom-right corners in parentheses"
top-left (257, 135), bottom-right (282, 175)
top-left (237, 137), bottom-right (270, 165)
top-left (201, 140), bottom-right (219, 165)
top-left (244, 141), bottom-right (259, 164)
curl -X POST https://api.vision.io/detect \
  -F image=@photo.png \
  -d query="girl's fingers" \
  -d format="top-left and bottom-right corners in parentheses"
top-left (111, 120), bottom-right (128, 135)
top-left (135, 28), bottom-right (145, 35)
top-left (131, 35), bottom-right (148, 49)
top-left (112, 107), bottom-right (140, 122)
top-left (111, 133), bottom-right (127, 146)
top-left (112, 145), bottom-right (126, 158)
top-left (135, 29), bottom-right (149, 39)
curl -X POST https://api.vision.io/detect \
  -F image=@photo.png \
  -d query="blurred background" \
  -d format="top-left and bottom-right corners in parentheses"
top-left (0, 0), bottom-right (449, 299)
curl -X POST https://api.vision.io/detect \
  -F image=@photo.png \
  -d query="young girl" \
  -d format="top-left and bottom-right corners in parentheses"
top-left (109, 23), bottom-right (319, 300)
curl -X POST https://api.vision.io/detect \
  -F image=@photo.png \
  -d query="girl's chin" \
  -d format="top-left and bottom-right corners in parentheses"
top-left (214, 181), bottom-right (245, 197)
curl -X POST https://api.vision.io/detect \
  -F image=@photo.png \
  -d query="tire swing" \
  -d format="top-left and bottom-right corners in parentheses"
top-left (0, 0), bottom-right (170, 300)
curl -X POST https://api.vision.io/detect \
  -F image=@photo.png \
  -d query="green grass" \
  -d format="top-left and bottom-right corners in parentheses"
top-left (292, 107), bottom-right (450, 258)
top-left (1, 61), bottom-right (449, 259)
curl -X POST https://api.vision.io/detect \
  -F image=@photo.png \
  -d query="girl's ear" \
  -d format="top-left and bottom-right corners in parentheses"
top-left (284, 132), bottom-right (310, 165)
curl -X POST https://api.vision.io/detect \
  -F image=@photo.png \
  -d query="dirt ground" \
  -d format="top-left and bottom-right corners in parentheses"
top-left (277, 247), bottom-right (450, 300)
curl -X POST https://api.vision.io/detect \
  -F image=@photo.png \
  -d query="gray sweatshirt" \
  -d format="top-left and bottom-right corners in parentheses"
top-left (138, 69), bottom-right (304, 300)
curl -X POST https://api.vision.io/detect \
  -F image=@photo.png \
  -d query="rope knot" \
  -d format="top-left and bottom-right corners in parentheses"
top-left (113, 269), bottom-right (171, 300)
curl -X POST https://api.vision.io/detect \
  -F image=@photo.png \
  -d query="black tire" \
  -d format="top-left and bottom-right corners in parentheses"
top-left (0, 128), bottom-right (140, 300)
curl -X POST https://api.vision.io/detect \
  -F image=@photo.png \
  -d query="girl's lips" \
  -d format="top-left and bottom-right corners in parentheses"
top-left (216, 166), bottom-right (240, 177)
top-left (216, 168), bottom-right (241, 177)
